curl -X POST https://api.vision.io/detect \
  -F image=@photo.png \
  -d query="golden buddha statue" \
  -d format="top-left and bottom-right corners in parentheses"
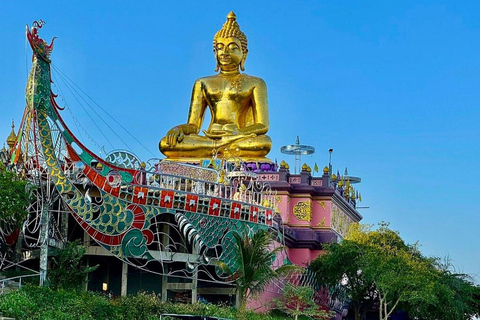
top-left (159, 12), bottom-right (272, 161)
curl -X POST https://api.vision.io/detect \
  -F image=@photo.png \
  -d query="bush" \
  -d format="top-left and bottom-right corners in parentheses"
top-left (0, 286), bottom-right (118, 320)
top-left (0, 285), bottom-right (292, 320)
top-left (113, 291), bottom-right (163, 320)
top-left (0, 287), bottom-right (36, 319)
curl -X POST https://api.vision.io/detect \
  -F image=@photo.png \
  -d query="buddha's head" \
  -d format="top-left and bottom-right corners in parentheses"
top-left (213, 12), bottom-right (248, 72)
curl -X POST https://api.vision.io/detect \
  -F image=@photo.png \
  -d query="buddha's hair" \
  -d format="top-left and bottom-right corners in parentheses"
top-left (213, 12), bottom-right (248, 52)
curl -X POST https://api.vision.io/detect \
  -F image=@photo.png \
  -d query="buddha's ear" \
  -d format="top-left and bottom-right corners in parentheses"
top-left (214, 50), bottom-right (220, 72)
top-left (240, 50), bottom-right (248, 71)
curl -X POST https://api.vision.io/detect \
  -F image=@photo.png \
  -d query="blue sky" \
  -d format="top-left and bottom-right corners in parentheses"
top-left (1, 1), bottom-right (479, 280)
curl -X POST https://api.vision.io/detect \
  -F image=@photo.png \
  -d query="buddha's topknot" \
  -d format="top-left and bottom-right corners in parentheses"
top-left (213, 11), bottom-right (248, 52)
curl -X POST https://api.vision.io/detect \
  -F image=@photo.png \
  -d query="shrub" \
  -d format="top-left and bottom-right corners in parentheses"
top-left (48, 240), bottom-right (98, 290)
top-left (114, 291), bottom-right (162, 320)
top-left (0, 286), bottom-right (118, 320)
top-left (0, 285), bottom-right (294, 320)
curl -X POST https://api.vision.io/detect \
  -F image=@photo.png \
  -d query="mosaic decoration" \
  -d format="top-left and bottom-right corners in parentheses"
top-left (293, 201), bottom-right (312, 222)
top-left (331, 203), bottom-right (354, 238)
top-left (159, 161), bottom-right (218, 182)
top-left (105, 150), bottom-right (141, 169)
top-left (0, 21), bottom-right (281, 284)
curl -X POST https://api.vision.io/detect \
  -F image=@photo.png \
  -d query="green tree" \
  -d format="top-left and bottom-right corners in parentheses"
top-left (48, 240), bottom-right (97, 290)
top-left (309, 239), bottom-right (376, 320)
top-left (311, 223), bottom-right (446, 320)
top-left (407, 260), bottom-right (480, 320)
top-left (0, 164), bottom-right (33, 227)
top-left (348, 222), bottom-right (437, 320)
top-left (217, 229), bottom-right (297, 319)
top-left (272, 283), bottom-right (332, 320)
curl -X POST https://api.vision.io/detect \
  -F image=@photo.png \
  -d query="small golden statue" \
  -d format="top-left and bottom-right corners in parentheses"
top-left (159, 12), bottom-right (272, 161)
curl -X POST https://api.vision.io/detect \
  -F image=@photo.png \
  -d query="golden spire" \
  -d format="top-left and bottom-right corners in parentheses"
top-left (213, 11), bottom-right (248, 52)
top-left (6, 119), bottom-right (17, 149)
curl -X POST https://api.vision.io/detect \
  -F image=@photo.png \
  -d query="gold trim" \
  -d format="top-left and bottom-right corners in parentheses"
top-left (316, 217), bottom-right (326, 227)
top-left (289, 195), bottom-right (313, 199)
top-left (317, 201), bottom-right (326, 210)
top-left (282, 224), bottom-right (331, 229)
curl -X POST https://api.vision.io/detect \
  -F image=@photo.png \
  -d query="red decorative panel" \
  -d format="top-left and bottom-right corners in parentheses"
top-left (132, 186), bottom-right (148, 205)
top-left (250, 206), bottom-right (259, 223)
top-left (209, 198), bottom-right (221, 216)
top-left (185, 194), bottom-right (199, 213)
top-left (231, 202), bottom-right (241, 219)
top-left (266, 210), bottom-right (273, 226)
top-left (160, 190), bottom-right (174, 208)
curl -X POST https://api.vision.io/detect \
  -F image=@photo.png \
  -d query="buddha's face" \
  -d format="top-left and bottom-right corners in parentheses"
top-left (214, 37), bottom-right (245, 71)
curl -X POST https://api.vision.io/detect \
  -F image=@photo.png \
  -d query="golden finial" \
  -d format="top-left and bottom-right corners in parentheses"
top-left (285, 162), bottom-right (290, 170)
top-left (214, 11), bottom-right (248, 52)
top-left (6, 119), bottom-right (17, 149)
top-left (301, 163), bottom-right (308, 171)
top-left (280, 160), bottom-right (287, 168)
top-left (323, 166), bottom-right (329, 174)
top-left (218, 171), bottom-right (225, 184)
top-left (227, 11), bottom-right (236, 20)
top-left (306, 165), bottom-right (312, 173)
top-left (331, 173), bottom-right (337, 181)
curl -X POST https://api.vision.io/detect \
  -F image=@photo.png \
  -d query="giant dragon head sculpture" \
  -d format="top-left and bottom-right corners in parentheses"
top-left (26, 20), bottom-right (56, 63)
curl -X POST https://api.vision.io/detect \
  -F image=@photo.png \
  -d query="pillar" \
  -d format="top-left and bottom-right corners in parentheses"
top-left (121, 262), bottom-right (128, 296)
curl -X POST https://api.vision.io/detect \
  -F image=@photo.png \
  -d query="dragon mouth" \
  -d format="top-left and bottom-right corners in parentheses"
top-left (26, 20), bottom-right (56, 62)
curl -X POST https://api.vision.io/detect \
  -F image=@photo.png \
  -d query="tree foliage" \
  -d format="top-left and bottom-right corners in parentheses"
top-left (348, 223), bottom-right (436, 320)
top-left (407, 260), bottom-right (480, 320)
top-left (48, 240), bottom-right (97, 290)
top-left (309, 238), bottom-right (375, 320)
top-left (310, 222), bottom-right (480, 320)
top-left (0, 164), bottom-right (33, 227)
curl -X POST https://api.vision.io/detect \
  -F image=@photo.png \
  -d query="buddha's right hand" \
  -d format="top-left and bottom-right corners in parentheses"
top-left (166, 127), bottom-right (185, 147)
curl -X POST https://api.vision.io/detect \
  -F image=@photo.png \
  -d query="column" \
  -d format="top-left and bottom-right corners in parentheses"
top-left (121, 262), bottom-right (128, 296)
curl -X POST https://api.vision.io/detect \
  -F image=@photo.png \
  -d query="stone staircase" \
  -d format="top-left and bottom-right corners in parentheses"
top-left (0, 275), bottom-right (21, 295)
